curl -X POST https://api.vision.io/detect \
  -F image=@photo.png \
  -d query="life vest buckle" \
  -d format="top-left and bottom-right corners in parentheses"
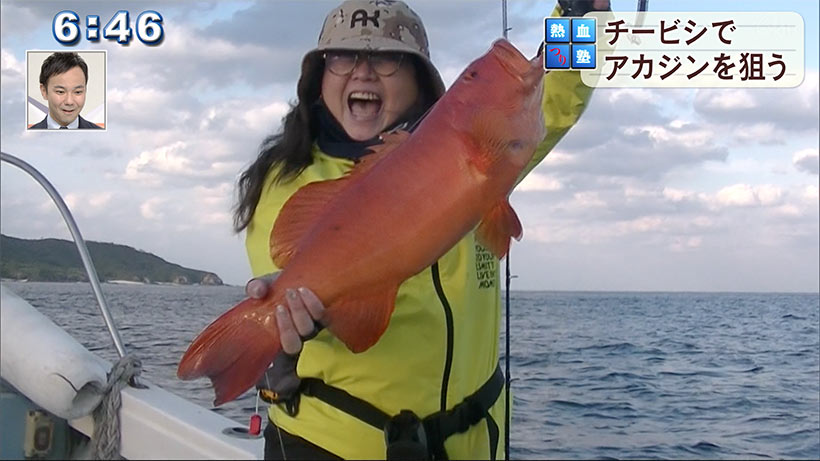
top-left (256, 352), bottom-right (303, 416)
top-left (384, 410), bottom-right (430, 460)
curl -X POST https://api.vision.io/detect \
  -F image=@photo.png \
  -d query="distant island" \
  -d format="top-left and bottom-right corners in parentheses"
top-left (0, 234), bottom-right (223, 285)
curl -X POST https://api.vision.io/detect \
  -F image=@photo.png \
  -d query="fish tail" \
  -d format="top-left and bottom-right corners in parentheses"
top-left (177, 296), bottom-right (280, 406)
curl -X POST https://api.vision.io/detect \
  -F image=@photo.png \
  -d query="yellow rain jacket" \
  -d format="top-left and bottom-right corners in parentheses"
top-left (246, 66), bottom-right (592, 460)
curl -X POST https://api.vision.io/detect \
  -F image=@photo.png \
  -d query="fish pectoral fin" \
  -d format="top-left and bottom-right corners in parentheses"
top-left (324, 284), bottom-right (399, 353)
top-left (468, 115), bottom-right (517, 174)
top-left (476, 198), bottom-right (523, 258)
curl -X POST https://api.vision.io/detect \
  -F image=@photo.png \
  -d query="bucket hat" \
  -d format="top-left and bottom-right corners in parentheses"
top-left (300, 0), bottom-right (445, 99)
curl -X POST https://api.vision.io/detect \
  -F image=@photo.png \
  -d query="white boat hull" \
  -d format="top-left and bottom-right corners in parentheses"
top-left (1, 283), bottom-right (263, 459)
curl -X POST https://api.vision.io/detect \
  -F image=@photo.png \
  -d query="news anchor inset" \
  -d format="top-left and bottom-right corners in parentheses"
top-left (29, 52), bottom-right (103, 130)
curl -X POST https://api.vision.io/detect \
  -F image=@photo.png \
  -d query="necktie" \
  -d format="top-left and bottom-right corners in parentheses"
top-left (59, 126), bottom-right (68, 130)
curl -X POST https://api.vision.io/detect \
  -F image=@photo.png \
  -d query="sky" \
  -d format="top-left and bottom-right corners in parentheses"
top-left (1, 0), bottom-right (817, 292)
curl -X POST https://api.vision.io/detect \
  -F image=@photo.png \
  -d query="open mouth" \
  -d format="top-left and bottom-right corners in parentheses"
top-left (493, 39), bottom-right (531, 78)
top-left (347, 91), bottom-right (382, 119)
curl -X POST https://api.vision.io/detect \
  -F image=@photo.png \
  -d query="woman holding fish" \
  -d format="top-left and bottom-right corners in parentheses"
top-left (178, 0), bottom-right (608, 459)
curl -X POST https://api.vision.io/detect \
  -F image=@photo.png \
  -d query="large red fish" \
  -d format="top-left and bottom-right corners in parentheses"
top-left (178, 39), bottom-right (546, 406)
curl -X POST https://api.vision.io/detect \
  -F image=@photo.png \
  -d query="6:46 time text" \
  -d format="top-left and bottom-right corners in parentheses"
top-left (53, 10), bottom-right (164, 46)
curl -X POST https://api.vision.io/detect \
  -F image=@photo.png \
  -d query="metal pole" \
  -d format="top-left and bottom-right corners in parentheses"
top-left (1, 151), bottom-right (128, 359)
top-left (638, 0), bottom-right (649, 12)
top-left (502, 0), bottom-right (509, 39)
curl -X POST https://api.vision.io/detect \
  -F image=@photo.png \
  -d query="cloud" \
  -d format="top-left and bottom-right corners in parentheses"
top-left (114, 94), bottom-right (289, 190)
top-left (1, 48), bottom-right (26, 133)
top-left (615, 215), bottom-right (665, 233)
top-left (695, 89), bottom-right (757, 110)
top-left (517, 172), bottom-right (563, 191)
top-left (140, 197), bottom-right (166, 220)
top-left (120, 24), bottom-right (286, 90)
top-left (106, 86), bottom-right (198, 130)
top-left (663, 187), bottom-right (695, 202)
top-left (551, 119), bottom-right (729, 180)
top-left (802, 185), bottom-right (819, 201)
top-left (1, 48), bottom-right (24, 79)
top-left (200, 99), bottom-right (290, 138)
top-left (793, 148), bottom-right (819, 175)
top-left (0, 1), bottom-right (53, 40)
top-left (123, 141), bottom-right (241, 186)
top-left (557, 88), bottom-right (674, 152)
top-left (731, 122), bottom-right (784, 145)
top-left (713, 184), bottom-right (783, 208)
top-left (668, 236), bottom-right (703, 253)
top-left (693, 71), bottom-right (820, 143)
top-left (64, 192), bottom-right (114, 215)
top-left (516, 180), bottom-right (815, 256)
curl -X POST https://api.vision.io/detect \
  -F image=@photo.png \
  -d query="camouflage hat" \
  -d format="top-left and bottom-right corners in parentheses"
top-left (303, 0), bottom-right (445, 98)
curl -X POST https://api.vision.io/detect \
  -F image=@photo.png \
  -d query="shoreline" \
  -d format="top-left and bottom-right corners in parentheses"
top-left (1, 279), bottom-right (231, 287)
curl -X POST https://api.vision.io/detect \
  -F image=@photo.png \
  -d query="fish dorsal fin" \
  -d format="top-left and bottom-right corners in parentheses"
top-left (475, 198), bottom-right (523, 258)
top-left (270, 177), bottom-right (348, 268)
top-left (324, 283), bottom-right (400, 353)
top-left (270, 132), bottom-right (410, 269)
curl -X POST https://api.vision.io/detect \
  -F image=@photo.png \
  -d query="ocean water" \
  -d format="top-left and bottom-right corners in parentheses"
top-left (4, 282), bottom-right (819, 460)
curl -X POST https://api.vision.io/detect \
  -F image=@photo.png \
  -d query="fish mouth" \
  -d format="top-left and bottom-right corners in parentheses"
top-left (492, 39), bottom-right (532, 76)
top-left (347, 90), bottom-right (383, 121)
top-left (491, 39), bottom-right (544, 88)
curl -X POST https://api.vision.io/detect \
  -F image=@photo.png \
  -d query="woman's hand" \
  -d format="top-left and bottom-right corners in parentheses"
top-left (245, 273), bottom-right (326, 354)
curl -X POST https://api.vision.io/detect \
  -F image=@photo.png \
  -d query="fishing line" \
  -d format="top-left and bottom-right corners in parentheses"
top-left (277, 425), bottom-right (287, 460)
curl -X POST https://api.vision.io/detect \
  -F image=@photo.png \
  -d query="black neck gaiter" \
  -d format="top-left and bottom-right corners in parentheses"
top-left (314, 100), bottom-right (420, 160)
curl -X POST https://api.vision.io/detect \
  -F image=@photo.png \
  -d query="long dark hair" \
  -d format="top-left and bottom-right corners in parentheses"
top-left (233, 54), bottom-right (439, 232)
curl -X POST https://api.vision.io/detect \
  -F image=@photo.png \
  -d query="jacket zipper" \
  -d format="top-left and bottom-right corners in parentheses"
top-left (431, 262), bottom-right (454, 411)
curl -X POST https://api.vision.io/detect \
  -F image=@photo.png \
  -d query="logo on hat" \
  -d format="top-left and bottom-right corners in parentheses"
top-left (351, 9), bottom-right (380, 28)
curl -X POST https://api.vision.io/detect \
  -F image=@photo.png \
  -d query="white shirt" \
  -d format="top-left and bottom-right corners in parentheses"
top-left (46, 114), bottom-right (79, 130)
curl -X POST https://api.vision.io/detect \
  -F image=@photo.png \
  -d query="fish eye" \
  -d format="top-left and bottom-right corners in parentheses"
top-left (507, 140), bottom-right (525, 151)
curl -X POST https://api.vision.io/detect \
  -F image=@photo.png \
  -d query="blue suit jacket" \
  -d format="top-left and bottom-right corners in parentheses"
top-left (29, 115), bottom-right (102, 129)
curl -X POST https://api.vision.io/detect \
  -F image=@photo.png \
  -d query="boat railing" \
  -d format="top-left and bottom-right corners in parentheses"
top-left (1, 151), bottom-right (128, 362)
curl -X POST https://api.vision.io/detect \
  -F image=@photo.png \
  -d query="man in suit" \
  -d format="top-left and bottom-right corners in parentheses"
top-left (29, 52), bottom-right (102, 130)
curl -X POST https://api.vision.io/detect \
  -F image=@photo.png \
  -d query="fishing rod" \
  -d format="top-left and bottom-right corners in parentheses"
top-left (502, 0), bottom-right (510, 39)
top-left (639, 0), bottom-right (649, 13)
top-left (500, 5), bottom-right (512, 461)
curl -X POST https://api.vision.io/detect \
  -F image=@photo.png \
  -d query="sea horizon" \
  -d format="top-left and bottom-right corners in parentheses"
top-left (2, 279), bottom-right (818, 295)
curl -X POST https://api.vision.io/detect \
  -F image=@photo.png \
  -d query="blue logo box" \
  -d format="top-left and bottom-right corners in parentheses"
top-left (571, 18), bottom-right (596, 43)
top-left (545, 44), bottom-right (570, 69)
top-left (571, 44), bottom-right (596, 69)
top-left (545, 18), bottom-right (570, 43)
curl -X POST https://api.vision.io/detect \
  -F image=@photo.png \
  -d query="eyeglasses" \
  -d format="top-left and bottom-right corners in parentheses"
top-left (323, 50), bottom-right (405, 77)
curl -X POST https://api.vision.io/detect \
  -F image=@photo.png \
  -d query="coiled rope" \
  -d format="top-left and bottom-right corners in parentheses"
top-left (90, 355), bottom-right (142, 460)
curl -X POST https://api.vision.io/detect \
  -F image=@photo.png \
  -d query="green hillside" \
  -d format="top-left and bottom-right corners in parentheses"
top-left (0, 234), bottom-right (223, 285)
